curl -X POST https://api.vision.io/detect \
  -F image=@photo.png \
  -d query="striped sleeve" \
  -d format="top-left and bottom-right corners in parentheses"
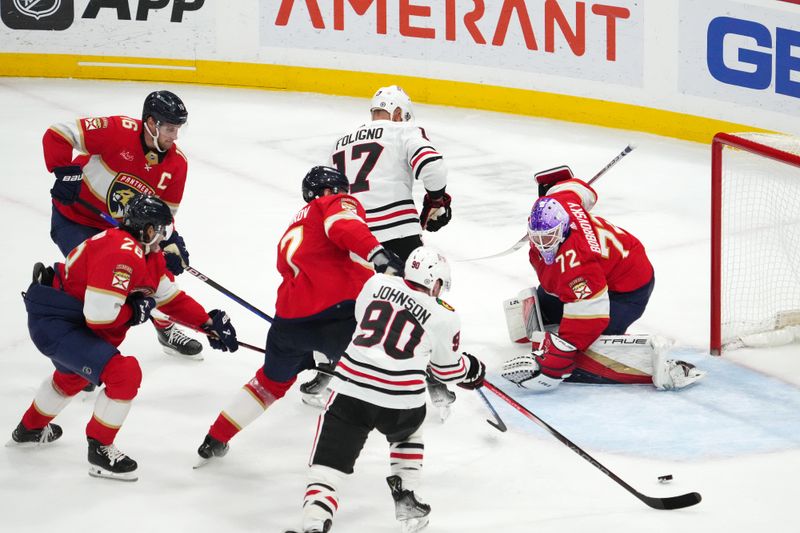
top-left (559, 286), bottom-right (610, 351)
top-left (405, 127), bottom-right (447, 190)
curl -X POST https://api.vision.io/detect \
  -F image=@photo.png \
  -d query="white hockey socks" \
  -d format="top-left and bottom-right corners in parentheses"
top-left (31, 377), bottom-right (74, 420)
top-left (302, 465), bottom-right (345, 532)
top-left (389, 430), bottom-right (424, 492)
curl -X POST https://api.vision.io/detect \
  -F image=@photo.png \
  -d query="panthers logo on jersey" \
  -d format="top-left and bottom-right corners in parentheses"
top-left (107, 173), bottom-right (155, 219)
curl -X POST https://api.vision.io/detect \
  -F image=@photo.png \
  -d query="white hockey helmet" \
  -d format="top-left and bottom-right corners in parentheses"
top-left (370, 85), bottom-right (414, 122)
top-left (404, 246), bottom-right (451, 293)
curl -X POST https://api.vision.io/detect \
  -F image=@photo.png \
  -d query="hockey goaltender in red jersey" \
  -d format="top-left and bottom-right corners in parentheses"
top-left (195, 166), bottom-right (404, 464)
top-left (501, 167), bottom-right (705, 391)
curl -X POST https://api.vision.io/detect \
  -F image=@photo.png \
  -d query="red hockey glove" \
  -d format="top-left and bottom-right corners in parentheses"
top-left (535, 331), bottom-right (578, 379)
top-left (420, 191), bottom-right (452, 232)
top-left (534, 165), bottom-right (574, 197)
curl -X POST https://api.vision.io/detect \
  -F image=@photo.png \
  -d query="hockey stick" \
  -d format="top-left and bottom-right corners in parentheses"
top-left (476, 387), bottom-right (507, 432)
top-left (153, 311), bottom-right (266, 354)
top-left (74, 197), bottom-right (274, 323)
top-left (483, 380), bottom-right (701, 510)
top-left (459, 143), bottom-right (637, 262)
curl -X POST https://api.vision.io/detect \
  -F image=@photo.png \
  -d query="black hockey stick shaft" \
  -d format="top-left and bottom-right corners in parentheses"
top-left (460, 144), bottom-right (637, 262)
top-left (75, 198), bottom-right (274, 323)
top-left (476, 387), bottom-right (507, 432)
top-left (483, 380), bottom-right (701, 510)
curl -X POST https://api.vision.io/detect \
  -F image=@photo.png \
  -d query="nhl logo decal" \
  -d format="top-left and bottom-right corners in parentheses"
top-left (1, 0), bottom-right (73, 30)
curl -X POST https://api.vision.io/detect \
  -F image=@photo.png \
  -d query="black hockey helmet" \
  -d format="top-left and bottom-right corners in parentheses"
top-left (142, 90), bottom-right (188, 126)
top-left (302, 166), bottom-right (350, 203)
top-left (121, 194), bottom-right (173, 244)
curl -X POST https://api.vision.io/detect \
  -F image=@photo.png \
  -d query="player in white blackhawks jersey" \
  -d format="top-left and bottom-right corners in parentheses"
top-left (301, 85), bottom-right (455, 411)
top-left (286, 247), bottom-right (485, 533)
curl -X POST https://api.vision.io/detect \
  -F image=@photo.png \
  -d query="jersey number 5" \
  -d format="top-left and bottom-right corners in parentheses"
top-left (353, 300), bottom-right (424, 359)
top-left (332, 142), bottom-right (384, 194)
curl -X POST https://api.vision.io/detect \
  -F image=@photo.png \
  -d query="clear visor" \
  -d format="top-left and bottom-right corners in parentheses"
top-left (528, 224), bottom-right (564, 257)
top-left (144, 222), bottom-right (174, 247)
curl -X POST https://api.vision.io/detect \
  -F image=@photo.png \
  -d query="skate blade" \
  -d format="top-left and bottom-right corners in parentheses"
top-left (193, 456), bottom-right (214, 469)
top-left (301, 393), bottom-right (328, 409)
top-left (400, 516), bottom-right (430, 533)
top-left (437, 404), bottom-right (452, 422)
top-left (161, 346), bottom-right (204, 361)
top-left (5, 438), bottom-right (57, 448)
top-left (88, 465), bottom-right (138, 482)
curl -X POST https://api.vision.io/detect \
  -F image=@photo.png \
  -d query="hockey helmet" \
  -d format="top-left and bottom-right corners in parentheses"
top-left (404, 246), bottom-right (451, 294)
top-left (528, 197), bottom-right (570, 265)
top-left (121, 194), bottom-right (174, 247)
top-left (142, 90), bottom-right (188, 126)
top-left (302, 166), bottom-right (350, 203)
top-left (370, 85), bottom-right (414, 122)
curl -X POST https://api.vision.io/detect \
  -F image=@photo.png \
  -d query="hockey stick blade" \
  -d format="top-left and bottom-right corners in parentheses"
top-left (483, 380), bottom-right (702, 510)
top-left (476, 388), bottom-right (507, 432)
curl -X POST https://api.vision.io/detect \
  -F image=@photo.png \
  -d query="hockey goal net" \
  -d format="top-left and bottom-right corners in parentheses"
top-left (711, 132), bottom-right (800, 354)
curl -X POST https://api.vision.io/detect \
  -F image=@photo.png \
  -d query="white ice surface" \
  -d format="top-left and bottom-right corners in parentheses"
top-left (0, 78), bottom-right (798, 533)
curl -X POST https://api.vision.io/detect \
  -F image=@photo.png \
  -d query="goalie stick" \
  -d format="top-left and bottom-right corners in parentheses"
top-left (76, 197), bottom-right (275, 323)
top-left (459, 143), bottom-right (637, 262)
top-left (483, 380), bottom-right (702, 510)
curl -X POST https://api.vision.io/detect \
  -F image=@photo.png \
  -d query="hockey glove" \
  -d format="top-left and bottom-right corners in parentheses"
top-left (501, 332), bottom-right (576, 391)
top-left (534, 166), bottom-right (574, 197)
top-left (457, 352), bottom-right (486, 390)
top-left (50, 165), bottom-right (83, 205)
top-left (161, 230), bottom-right (189, 276)
top-left (204, 309), bottom-right (238, 353)
top-left (420, 191), bottom-right (452, 232)
top-left (127, 293), bottom-right (156, 326)
top-left (370, 247), bottom-right (405, 276)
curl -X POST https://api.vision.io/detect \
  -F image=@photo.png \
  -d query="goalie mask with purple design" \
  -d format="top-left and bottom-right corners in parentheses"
top-left (528, 197), bottom-right (570, 265)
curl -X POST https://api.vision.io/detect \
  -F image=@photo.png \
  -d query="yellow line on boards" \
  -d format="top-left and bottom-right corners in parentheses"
top-left (0, 53), bottom-right (764, 143)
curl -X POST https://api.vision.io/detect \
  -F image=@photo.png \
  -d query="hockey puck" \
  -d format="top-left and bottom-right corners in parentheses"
top-left (657, 474), bottom-right (673, 483)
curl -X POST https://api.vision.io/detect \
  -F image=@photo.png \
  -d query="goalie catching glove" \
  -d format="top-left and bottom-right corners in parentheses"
top-left (501, 332), bottom-right (577, 391)
top-left (420, 190), bottom-right (452, 232)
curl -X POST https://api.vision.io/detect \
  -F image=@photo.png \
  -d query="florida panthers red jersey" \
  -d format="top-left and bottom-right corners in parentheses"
top-left (43, 115), bottom-right (188, 228)
top-left (529, 181), bottom-right (653, 351)
top-left (275, 194), bottom-right (381, 319)
top-left (55, 228), bottom-right (208, 346)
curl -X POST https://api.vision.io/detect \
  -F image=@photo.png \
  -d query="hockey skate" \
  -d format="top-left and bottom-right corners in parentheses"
top-left (426, 374), bottom-right (455, 422)
top-left (87, 438), bottom-right (138, 482)
top-left (157, 324), bottom-right (203, 360)
top-left (300, 363), bottom-right (334, 409)
top-left (194, 434), bottom-right (229, 469)
top-left (6, 422), bottom-right (62, 448)
top-left (387, 475), bottom-right (430, 533)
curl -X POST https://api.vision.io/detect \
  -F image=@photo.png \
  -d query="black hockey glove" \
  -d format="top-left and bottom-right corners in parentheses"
top-left (204, 309), bottom-right (238, 353)
top-left (457, 352), bottom-right (486, 390)
top-left (420, 191), bottom-right (452, 232)
top-left (50, 165), bottom-right (83, 205)
top-left (370, 247), bottom-right (404, 276)
top-left (127, 293), bottom-right (156, 326)
top-left (161, 230), bottom-right (189, 276)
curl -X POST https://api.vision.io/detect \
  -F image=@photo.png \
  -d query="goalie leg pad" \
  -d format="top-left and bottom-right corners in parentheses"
top-left (503, 287), bottom-right (546, 344)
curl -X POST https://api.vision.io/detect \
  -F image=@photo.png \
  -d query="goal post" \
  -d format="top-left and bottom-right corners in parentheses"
top-left (710, 132), bottom-right (800, 355)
